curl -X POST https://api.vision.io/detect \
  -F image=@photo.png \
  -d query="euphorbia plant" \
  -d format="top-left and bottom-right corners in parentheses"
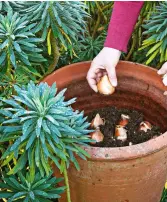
top-left (0, 169), bottom-right (65, 202)
top-left (0, 81), bottom-right (92, 202)
top-left (14, 1), bottom-right (88, 75)
top-left (0, 9), bottom-right (46, 73)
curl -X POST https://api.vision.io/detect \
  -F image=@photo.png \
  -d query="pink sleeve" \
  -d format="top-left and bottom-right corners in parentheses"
top-left (104, 1), bottom-right (144, 52)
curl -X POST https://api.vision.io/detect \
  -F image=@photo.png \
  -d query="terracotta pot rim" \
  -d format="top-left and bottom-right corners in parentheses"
top-left (82, 131), bottom-right (167, 161)
top-left (44, 61), bottom-right (167, 161)
top-left (45, 60), bottom-right (156, 75)
top-left (43, 60), bottom-right (162, 83)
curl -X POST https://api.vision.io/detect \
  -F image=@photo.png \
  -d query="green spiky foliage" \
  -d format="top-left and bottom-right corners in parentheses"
top-left (140, 2), bottom-right (167, 65)
top-left (0, 9), bottom-right (46, 73)
top-left (0, 1), bottom-right (21, 14)
top-left (85, 1), bottom-right (112, 38)
top-left (16, 1), bottom-right (88, 45)
top-left (124, 1), bottom-right (159, 62)
top-left (58, 1), bottom-right (111, 67)
top-left (0, 170), bottom-right (65, 202)
top-left (58, 33), bottom-right (106, 67)
top-left (9, 1), bottom-right (89, 77)
top-left (0, 64), bottom-right (42, 98)
top-left (0, 81), bottom-right (91, 176)
top-left (73, 33), bottom-right (106, 62)
top-left (0, 81), bottom-right (92, 202)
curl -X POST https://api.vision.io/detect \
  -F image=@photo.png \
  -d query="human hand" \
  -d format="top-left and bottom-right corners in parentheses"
top-left (87, 47), bottom-right (121, 92)
top-left (158, 62), bottom-right (167, 86)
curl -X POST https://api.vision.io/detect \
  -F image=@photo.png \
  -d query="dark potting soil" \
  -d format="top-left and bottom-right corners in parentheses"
top-left (88, 107), bottom-right (161, 147)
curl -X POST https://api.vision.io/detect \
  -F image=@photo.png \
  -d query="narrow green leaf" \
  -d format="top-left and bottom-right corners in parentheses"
top-left (28, 146), bottom-right (35, 183)
top-left (13, 41), bottom-right (21, 52)
top-left (35, 139), bottom-right (40, 167)
top-left (46, 115), bottom-right (59, 126)
top-left (0, 51), bottom-right (6, 65)
top-left (36, 117), bottom-right (43, 137)
top-left (7, 152), bottom-right (27, 175)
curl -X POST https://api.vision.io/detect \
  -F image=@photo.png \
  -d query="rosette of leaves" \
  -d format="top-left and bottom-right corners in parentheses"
top-left (58, 32), bottom-right (107, 66)
top-left (0, 63), bottom-right (42, 98)
top-left (0, 81), bottom-right (92, 202)
top-left (15, 1), bottom-right (88, 46)
top-left (140, 2), bottom-right (167, 65)
top-left (72, 33), bottom-right (106, 62)
top-left (0, 9), bottom-right (46, 73)
top-left (0, 170), bottom-right (65, 202)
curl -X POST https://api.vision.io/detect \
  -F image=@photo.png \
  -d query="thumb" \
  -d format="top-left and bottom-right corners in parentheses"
top-left (106, 67), bottom-right (117, 87)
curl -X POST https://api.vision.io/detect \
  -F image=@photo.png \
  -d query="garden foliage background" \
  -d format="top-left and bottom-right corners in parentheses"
top-left (1, 1), bottom-right (167, 202)
top-left (0, 1), bottom-right (166, 98)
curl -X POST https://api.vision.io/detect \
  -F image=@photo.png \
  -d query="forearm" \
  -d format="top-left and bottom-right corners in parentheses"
top-left (104, 1), bottom-right (144, 52)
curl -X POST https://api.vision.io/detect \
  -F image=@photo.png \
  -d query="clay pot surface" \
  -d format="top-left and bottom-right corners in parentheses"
top-left (43, 61), bottom-right (167, 202)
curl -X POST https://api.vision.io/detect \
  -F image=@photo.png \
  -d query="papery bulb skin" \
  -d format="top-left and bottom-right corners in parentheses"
top-left (97, 75), bottom-right (115, 95)
top-left (115, 125), bottom-right (127, 142)
top-left (118, 114), bottom-right (130, 127)
top-left (139, 121), bottom-right (152, 132)
top-left (90, 129), bottom-right (104, 144)
top-left (91, 113), bottom-right (104, 129)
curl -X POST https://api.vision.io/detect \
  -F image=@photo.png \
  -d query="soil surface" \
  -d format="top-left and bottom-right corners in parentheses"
top-left (88, 107), bottom-right (161, 147)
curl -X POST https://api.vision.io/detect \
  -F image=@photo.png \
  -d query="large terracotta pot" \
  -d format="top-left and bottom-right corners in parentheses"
top-left (43, 61), bottom-right (167, 202)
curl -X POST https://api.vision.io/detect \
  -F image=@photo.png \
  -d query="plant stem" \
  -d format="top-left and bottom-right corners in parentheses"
top-left (125, 34), bottom-right (136, 61)
top-left (6, 52), bottom-right (12, 78)
top-left (95, 2), bottom-right (107, 24)
top-left (102, 2), bottom-right (113, 11)
top-left (92, 10), bottom-right (101, 38)
top-left (44, 30), bottom-right (60, 77)
top-left (63, 164), bottom-right (71, 202)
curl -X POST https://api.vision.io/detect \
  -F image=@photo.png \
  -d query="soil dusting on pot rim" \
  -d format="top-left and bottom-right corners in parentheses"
top-left (88, 107), bottom-right (161, 147)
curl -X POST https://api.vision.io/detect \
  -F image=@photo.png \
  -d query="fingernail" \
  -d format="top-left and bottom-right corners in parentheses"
top-left (94, 87), bottom-right (98, 93)
top-left (158, 70), bottom-right (162, 74)
top-left (111, 80), bottom-right (117, 87)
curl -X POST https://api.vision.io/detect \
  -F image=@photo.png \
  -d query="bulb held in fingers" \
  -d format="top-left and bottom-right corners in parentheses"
top-left (90, 129), bottom-right (104, 144)
top-left (97, 75), bottom-right (115, 95)
top-left (91, 113), bottom-right (104, 129)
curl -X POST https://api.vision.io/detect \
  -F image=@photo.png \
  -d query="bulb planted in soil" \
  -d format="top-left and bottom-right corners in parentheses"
top-left (91, 113), bottom-right (105, 129)
top-left (88, 107), bottom-right (161, 147)
top-left (118, 114), bottom-right (130, 127)
top-left (115, 125), bottom-right (127, 142)
top-left (90, 129), bottom-right (104, 144)
top-left (139, 121), bottom-right (152, 132)
top-left (97, 75), bottom-right (115, 95)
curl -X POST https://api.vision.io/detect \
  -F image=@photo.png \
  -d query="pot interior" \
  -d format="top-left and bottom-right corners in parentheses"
top-left (65, 78), bottom-right (167, 133)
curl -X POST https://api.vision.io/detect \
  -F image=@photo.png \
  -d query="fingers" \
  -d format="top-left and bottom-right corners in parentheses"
top-left (163, 74), bottom-right (167, 86)
top-left (87, 77), bottom-right (98, 92)
top-left (96, 72), bottom-right (103, 83)
top-left (87, 62), bottom-right (102, 92)
top-left (106, 67), bottom-right (117, 87)
top-left (87, 70), bottom-right (98, 93)
top-left (158, 62), bottom-right (167, 86)
top-left (158, 62), bottom-right (167, 75)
